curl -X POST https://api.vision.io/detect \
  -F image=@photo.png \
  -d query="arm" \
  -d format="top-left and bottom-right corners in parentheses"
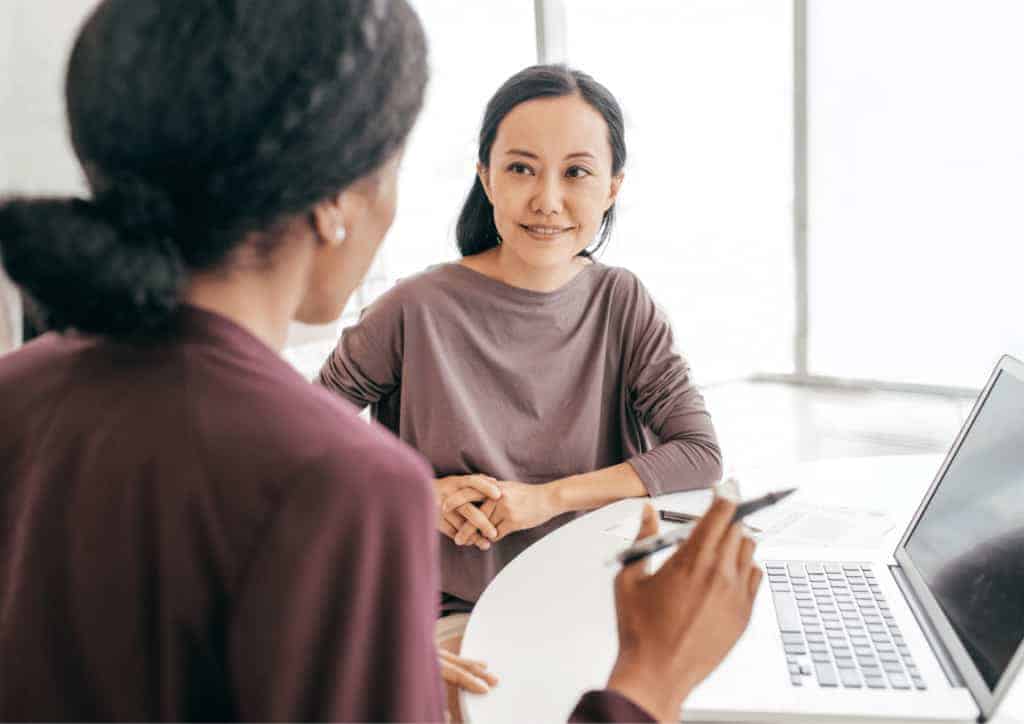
top-left (228, 451), bottom-right (444, 721)
top-left (620, 276), bottom-right (722, 497)
top-left (316, 293), bottom-right (403, 409)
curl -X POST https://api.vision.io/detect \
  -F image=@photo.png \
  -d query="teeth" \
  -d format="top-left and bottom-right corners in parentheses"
top-left (525, 226), bottom-right (570, 235)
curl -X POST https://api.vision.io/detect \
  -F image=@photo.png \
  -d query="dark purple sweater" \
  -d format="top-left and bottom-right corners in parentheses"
top-left (0, 306), bottom-right (652, 722)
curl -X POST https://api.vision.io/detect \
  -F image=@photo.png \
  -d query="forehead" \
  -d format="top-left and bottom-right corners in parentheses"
top-left (491, 93), bottom-right (612, 163)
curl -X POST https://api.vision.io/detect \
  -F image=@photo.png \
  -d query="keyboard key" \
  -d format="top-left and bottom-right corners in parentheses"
top-left (888, 673), bottom-right (911, 690)
top-left (912, 677), bottom-right (927, 690)
top-left (840, 668), bottom-right (863, 687)
top-left (788, 563), bottom-right (807, 577)
top-left (807, 564), bottom-right (824, 573)
top-left (883, 661), bottom-right (904, 674)
top-left (784, 644), bottom-right (807, 655)
top-left (865, 675), bottom-right (887, 689)
top-left (781, 632), bottom-right (804, 645)
top-left (812, 652), bottom-right (831, 663)
top-left (876, 643), bottom-right (894, 652)
top-left (836, 658), bottom-right (857, 670)
top-left (810, 643), bottom-right (828, 653)
top-left (825, 564), bottom-right (842, 573)
top-left (789, 663), bottom-right (800, 675)
top-left (772, 592), bottom-right (802, 632)
top-left (791, 675), bottom-right (803, 686)
top-left (880, 653), bottom-right (900, 663)
top-left (815, 662), bottom-right (839, 686)
top-left (799, 664), bottom-right (813, 675)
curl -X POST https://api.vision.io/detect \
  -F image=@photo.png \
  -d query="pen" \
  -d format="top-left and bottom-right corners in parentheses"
top-left (617, 488), bottom-right (797, 566)
top-left (659, 508), bottom-right (764, 534)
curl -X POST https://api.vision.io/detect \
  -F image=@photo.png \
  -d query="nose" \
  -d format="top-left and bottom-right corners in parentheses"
top-left (530, 171), bottom-right (563, 217)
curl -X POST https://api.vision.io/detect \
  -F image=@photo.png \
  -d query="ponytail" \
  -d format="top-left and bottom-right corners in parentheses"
top-left (0, 194), bottom-right (184, 337)
top-left (455, 177), bottom-right (501, 257)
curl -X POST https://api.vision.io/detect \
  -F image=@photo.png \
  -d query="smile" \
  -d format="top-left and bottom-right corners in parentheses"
top-left (520, 224), bottom-right (575, 237)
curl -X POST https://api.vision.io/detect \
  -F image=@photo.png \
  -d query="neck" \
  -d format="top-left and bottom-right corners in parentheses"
top-left (489, 247), bottom-right (589, 292)
top-left (184, 246), bottom-right (310, 351)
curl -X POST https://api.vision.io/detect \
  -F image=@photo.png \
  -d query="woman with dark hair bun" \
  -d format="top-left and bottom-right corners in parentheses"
top-left (1, 5), bottom-right (759, 721)
top-left (320, 63), bottom-right (753, 719)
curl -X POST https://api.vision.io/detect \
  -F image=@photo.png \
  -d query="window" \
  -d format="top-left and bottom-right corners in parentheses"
top-left (807, 0), bottom-right (1024, 387)
top-left (561, 0), bottom-right (794, 382)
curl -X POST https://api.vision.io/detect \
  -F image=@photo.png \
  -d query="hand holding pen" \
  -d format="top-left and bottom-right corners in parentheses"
top-left (606, 499), bottom-right (764, 721)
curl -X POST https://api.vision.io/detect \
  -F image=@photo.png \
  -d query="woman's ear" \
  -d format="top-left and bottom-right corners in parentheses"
top-left (605, 172), bottom-right (624, 212)
top-left (311, 192), bottom-right (348, 247)
top-left (477, 162), bottom-right (494, 203)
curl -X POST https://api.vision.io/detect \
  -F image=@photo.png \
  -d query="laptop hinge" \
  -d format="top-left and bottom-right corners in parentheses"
top-left (889, 564), bottom-right (965, 689)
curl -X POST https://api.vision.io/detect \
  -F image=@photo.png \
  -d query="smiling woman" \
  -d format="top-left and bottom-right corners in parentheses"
top-left (317, 64), bottom-right (724, 718)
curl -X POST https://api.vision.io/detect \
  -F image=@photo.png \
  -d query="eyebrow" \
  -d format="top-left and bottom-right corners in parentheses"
top-left (504, 149), bottom-right (596, 161)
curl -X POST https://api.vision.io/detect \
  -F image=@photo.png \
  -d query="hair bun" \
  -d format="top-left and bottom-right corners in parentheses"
top-left (95, 172), bottom-right (177, 247)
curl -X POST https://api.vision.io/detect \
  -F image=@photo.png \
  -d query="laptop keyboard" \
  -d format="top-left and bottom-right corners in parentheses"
top-left (765, 561), bottom-right (927, 691)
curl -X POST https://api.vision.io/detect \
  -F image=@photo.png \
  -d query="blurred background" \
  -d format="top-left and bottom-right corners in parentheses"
top-left (3, 0), bottom-right (1023, 472)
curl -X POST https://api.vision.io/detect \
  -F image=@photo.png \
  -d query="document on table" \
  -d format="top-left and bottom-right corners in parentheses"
top-left (603, 501), bottom-right (894, 548)
top-left (747, 501), bottom-right (895, 547)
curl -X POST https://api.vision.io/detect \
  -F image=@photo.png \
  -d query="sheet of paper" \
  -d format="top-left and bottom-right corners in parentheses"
top-left (745, 502), bottom-right (895, 548)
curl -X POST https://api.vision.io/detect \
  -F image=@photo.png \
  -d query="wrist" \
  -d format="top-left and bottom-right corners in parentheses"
top-left (607, 655), bottom-right (689, 723)
top-left (544, 477), bottom-right (571, 517)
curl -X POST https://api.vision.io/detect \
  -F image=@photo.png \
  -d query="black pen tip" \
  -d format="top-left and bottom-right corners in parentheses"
top-left (776, 488), bottom-right (798, 500)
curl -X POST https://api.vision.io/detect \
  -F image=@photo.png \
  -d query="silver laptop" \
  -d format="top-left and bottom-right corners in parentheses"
top-left (684, 355), bottom-right (1024, 722)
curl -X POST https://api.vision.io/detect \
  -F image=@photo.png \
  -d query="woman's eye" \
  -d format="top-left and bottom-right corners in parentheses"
top-left (566, 166), bottom-right (592, 178)
top-left (508, 162), bottom-right (533, 175)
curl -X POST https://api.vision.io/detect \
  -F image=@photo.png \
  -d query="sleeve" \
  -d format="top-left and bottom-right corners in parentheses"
top-left (569, 690), bottom-right (656, 723)
top-left (227, 448), bottom-right (444, 722)
top-left (316, 289), bottom-right (405, 410)
top-left (620, 274), bottom-right (723, 496)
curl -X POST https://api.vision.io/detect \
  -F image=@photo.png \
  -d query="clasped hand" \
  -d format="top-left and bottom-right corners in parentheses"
top-left (434, 474), bottom-right (558, 549)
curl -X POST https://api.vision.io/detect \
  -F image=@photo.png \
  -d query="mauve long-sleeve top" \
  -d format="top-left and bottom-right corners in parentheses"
top-left (319, 262), bottom-right (723, 607)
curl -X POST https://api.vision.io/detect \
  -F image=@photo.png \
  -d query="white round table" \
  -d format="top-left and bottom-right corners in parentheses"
top-left (459, 455), bottom-right (1024, 723)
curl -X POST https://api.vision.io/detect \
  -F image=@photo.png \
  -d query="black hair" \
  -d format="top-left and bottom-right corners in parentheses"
top-left (0, 0), bottom-right (428, 337)
top-left (455, 64), bottom-right (626, 258)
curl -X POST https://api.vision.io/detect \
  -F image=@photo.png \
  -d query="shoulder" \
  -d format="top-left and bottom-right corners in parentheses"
top-left (588, 263), bottom-right (657, 311)
top-left (366, 263), bottom-right (466, 311)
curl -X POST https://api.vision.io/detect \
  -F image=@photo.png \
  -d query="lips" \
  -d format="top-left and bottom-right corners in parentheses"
top-left (520, 224), bottom-right (576, 237)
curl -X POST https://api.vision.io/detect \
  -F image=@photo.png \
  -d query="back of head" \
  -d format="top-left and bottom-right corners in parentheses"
top-left (0, 0), bottom-right (427, 338)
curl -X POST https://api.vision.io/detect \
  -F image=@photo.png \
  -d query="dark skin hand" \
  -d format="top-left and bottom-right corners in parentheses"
top-left (606, 499), bottom-right (763, 722)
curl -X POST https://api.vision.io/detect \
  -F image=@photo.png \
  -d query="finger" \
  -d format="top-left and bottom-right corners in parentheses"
top-left (716, 522), bottom-right (745, 579)
top-left (439, 650), bottom-right (500, 684)
top-left (465, 475), bottom-right (502, 500)
top-left (439, 517), bottom-right (458, 540)
top-left (479, 497), bottom-right (499, 517)
top-left (442, 487), bottom-right (487, 514)
top-left (440, 658), bottom-right (491, 693)
top-left (634, 501), bottom-right (658, 541)
top-left (747, 565), bottom-right (764, 600)
top-left (670, 496), bottom-right (737, 572)
top-left (617, 503), bottom-right (657, 583)
top-left (458, 503), bottom-right (497, 540)
top-left (494, 520), bottom-right (515, 542)
top-left (456, 517), bottom-right (485, 547)
top-left (736, 535), bottom-right (756, 571)
top-left (447, 512), bottom-right (478, 546)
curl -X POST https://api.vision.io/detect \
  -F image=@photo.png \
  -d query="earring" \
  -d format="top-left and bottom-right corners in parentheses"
top-left (335, 226), bottom-right (347, 242)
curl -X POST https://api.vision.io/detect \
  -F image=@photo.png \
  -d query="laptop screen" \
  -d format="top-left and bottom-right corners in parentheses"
top-left (904, 369), bottom-right (1024, 691)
